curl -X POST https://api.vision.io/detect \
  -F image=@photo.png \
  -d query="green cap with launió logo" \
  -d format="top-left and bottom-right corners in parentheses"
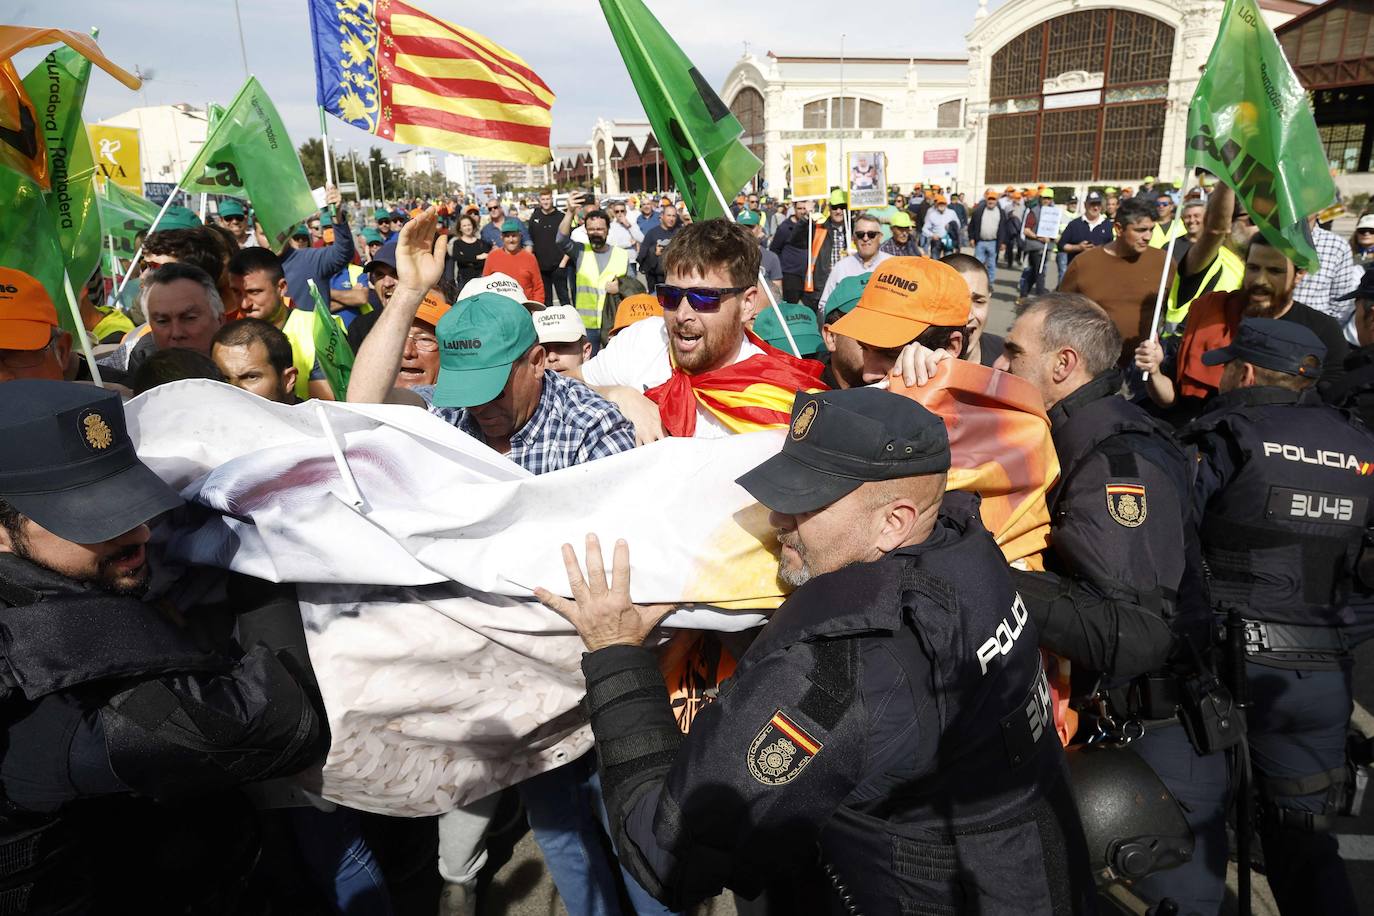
top-left (433, 292), bottom-right (538, 408)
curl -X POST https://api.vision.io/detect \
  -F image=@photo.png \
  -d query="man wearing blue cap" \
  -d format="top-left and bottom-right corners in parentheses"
top-left (0, 381), bottom-right (326, 911)
top-left (1181, 318), bottom-right (1374, 914)
top-left (537, 387), bottom-right (1093, 914)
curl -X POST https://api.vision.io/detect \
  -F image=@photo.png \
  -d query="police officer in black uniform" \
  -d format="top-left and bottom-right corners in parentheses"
top-left (535, 387), bottom-right (1095, 915)
top-left (996, 293), bottom-right (1229, 914)
top-left (1181, 318), bottom-right (1374, 915)
top-left (0, 380), bottom-right (327, 913)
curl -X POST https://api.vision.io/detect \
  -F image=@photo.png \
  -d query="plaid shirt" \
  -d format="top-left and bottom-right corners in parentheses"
top-left (414, 370), bottom-right (635, 475)
top-left (880, 235), bottom-right (923, 257)
top-left (1294, 224), bottom-right (1362, 321)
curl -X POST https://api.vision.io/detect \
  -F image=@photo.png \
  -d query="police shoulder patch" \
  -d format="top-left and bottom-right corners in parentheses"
top-left (747, 709), bottom-right (822, 786)
top-left (1105, 482), bottom-right (1147, 528)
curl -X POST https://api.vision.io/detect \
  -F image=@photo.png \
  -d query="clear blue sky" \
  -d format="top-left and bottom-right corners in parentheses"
top-left (9, 0), bottom-right (1002, 161)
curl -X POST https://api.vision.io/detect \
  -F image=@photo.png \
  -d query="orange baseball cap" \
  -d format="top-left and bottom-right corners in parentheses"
top-left (985, 189), bottom-right (998, 199)
top-left (0, 268), bottom-right (60, 350)
top-left (1011, 190), bottom-right (1023, 200)
top-left (830, 257), bottom-right (971, 349)
top-left (415, 289), bottom-right (451, 328)
top-left (610, 294), bottom-right (662, 337)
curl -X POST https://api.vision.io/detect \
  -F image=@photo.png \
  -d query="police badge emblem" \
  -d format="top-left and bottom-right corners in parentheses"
top-left (791, 401), bottom-right (818, 440)
top-left (747, 709), bottom-right (821, 785)
top-left (1106, 483), bottom-right (1147, 527)
top-left (80, 411), bottom-right (113, 450)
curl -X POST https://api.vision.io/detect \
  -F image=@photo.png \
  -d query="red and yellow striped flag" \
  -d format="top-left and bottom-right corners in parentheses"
top-left (308, 0), bottom-right (554, 165)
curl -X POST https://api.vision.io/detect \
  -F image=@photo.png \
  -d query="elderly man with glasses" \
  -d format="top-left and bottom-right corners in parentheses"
top-left (817, 213), bottom-right (893, 314)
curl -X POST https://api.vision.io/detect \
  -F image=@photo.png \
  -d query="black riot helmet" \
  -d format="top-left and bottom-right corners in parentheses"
top-left (1066, 743), bottom-right (1194, 885)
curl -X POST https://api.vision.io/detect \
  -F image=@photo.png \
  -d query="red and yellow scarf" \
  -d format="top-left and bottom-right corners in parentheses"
top-left (644, 330), bottom-right (827, 437)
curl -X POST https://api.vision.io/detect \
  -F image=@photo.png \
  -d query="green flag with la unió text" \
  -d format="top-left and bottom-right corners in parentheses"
top-left (97, 179), bottom-right (161, 258)
top-left (308, 279), bottom-right (353, 400)
top-left (181, 77), bottom-right (316, 248)
top-left (0, 164), bottom-right (71, 331)
top-left (1184, 0), bottom-right (1335, 272)
top-left (599, 0), bottom-right (761, 221)
top-left (21, 43), bottom-right (101, 308)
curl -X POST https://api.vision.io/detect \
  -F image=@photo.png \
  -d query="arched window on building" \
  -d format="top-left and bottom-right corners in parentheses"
top-left (801, 97), bottom-right (883, 130)
top-left (730, 87), bottom-right (766, 164)
top-left (937, 99), bottom-right (963, 129)
top-left (984, 9), bottom-right (1174, 184)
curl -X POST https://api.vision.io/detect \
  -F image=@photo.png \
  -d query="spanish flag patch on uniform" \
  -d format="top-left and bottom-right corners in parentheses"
top-left (747, 710), bottom-right (822, 786)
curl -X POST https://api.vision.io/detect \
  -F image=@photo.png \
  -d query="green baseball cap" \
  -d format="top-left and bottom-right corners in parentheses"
top-left (500, 218), bottom-right (522, 234)
top-left (754, 301), bottom-right (823, 357)
top-left (374, 208), bottom-right (392, 220)
top-left (291, 223), bottom-right (310, 239)
top-left (361, 227), bottom-right (383, 244)
top-left (737, 210), bottom-right (761, 227)
top-left (825, 272), bottom-right (872, 322)
top-left (160, 205), bottom-right (202, 230)
top-left (890, 211), bottom-right (914, 229)
top-left (433, 292), bottom-right (538, 408)
top-left (217, 199), bottom-right (246, 218)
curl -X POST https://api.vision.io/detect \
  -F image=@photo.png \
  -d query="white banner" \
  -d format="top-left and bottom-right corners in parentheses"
top-left (129, 381), bottom-right (785, 814)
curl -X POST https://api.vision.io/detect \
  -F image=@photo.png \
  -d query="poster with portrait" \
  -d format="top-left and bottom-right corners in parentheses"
top-left (790, 142), bottom-right (828, 200)
top-left (847, 151), bottom-right (887, 209)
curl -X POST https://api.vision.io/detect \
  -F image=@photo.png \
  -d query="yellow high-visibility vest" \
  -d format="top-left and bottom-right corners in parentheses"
top-left (573, 245), bottom-right (629, 330)
top-left (1164, 245), bottom-right (1245, 337)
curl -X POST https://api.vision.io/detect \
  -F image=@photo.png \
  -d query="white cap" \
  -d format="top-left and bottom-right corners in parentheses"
top-left (534, 306), bottom-right (587, 344)
top-left (1358, 214), bottom-right (1374, 232)
top-left (459, 272), bottom-right (544, 312)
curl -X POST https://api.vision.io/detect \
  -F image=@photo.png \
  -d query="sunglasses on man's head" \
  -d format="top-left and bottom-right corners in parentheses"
top-left (854, 230), bottom-right (881, 241)
top-left (656, 284), bottom-right (749, 313)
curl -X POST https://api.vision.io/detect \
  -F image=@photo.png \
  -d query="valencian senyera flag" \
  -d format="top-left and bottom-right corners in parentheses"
top-left (0, 26), bottom-right (140, 189)
top-left (126, 364), bottom-right (1061, 814)
top-left (1185, 0), bottom-right (1336, 273)
top-left (308, 0), bottom-right (554, 165)
top-left (181, 77), bottom-right (318, 248)
top-left (600, 0), bottom-right (762, 221)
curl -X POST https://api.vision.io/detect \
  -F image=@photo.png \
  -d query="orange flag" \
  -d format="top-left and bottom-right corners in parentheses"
top-left (0, 26), bottom-right (140, 188)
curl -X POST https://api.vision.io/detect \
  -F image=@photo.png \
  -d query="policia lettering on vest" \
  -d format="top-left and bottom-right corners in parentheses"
top-left (1182, 318), bottom-right (1374, 916)
top-left (536, 387), bottom-right (1095, 915)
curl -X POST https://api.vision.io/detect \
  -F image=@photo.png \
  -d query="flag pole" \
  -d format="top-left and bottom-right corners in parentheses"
top-left (318, 106), bottom-right (335, 191)
top-left (693, 153), bottom-right (801, 358)
top-left (61, 272), bottom-right (104, 387)
top-left (113, 187), bottom-right (182, 302)
top-left (1142, 171), bottom-right (1194, 381)
top-left (106, 231), bottom-right (119, 305)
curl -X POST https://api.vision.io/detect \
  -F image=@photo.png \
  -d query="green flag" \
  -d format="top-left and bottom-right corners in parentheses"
top-left (97, 178), bottom-right (161, 258)
top-left (21, 44), bottom-right (102, 307)
top-left (308, 279), bottom-right (353, 400)
top-left (1184, 0), bottom-right (1335, 272)
top-left (0, 164), bottom-right (70, 328)
top-left (599, 0), bottom-right (761, 221)
top-left (181, 77), bottom-right (316, 247)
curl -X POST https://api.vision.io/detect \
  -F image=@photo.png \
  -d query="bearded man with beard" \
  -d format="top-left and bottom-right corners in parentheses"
top-left (1136, 230), bottom-right (1349, 424)
top-left (0, 381), bottom-right (326, 913)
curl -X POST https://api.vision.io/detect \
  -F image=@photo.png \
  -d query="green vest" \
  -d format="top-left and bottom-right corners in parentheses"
top-left (1164, 245), bottom-right (1245, 337)
top-left (574, 245), bottom-right (629, 330)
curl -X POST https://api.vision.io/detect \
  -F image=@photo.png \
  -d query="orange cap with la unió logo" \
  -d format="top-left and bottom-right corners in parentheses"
top-left (0, 267), bottom-right (60, 350)
top-left (830, 257), bottom-right (972, 349)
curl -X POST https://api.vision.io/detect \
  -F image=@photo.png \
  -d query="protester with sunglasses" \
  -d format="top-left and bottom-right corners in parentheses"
top-left (216, 199), bottom-right (259, 248)
top-left (1149, 191), bottom-right (1186, 251)
top-left (817, 213), bottom-right (892, 314)
top-left (480, 202), bottom-right (530, 251)
top-left (571, 218), bottom-right (823, 444)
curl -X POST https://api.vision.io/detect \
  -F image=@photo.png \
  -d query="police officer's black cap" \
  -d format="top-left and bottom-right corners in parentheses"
top-left (1336, 265), bottom-right (1374, 303)
top-left (736, 388), bottom-right (950, 515)
top-left (1200, 317), bottom-right (1325, 379)
top-left (0, 381), bottom-right (183, 542)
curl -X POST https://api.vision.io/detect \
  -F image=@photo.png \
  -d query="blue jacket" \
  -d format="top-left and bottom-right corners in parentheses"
top-left (281, 211), bottom-right (355, 310)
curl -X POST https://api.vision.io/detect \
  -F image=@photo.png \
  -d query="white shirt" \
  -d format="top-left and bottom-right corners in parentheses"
top-left (580, 316), bottom-right (763, 439)
top-left (818, 250), bottom-right (893, 311)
